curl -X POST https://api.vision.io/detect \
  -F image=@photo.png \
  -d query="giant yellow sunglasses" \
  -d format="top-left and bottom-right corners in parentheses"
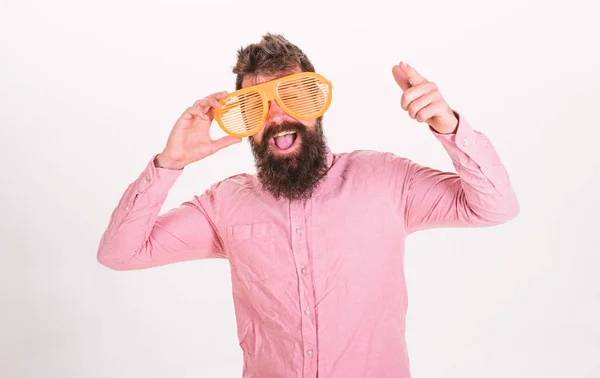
top-left (214, 72), bottom-right (333, 138)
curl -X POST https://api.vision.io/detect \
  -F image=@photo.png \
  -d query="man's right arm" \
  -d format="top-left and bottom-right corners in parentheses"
top-left (97, 90), bottom-right (242, 270)
top-left (96, 154), bottom-right (226, 271)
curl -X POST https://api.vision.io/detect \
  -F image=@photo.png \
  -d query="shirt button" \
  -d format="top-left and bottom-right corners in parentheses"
top-left (301, 267), bottom-right (308, 275)
top-left (295, 226), bottom-right (302, 234)
top-left (462, 139), bottom-right (469, 147)
top-left (146, 173), bottom-right (152, 181)
top-left (307, 349), bottom-right (313, 357)
top-left (304, 307), bottom-right (311, 316)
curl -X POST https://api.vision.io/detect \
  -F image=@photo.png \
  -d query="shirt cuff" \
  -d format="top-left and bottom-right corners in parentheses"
top-left (430, 111), bottom-right (480, 165)
top-left (138, 153), bottom-right (184, 192)
top-left (429, 111), bottom-right (513, 194)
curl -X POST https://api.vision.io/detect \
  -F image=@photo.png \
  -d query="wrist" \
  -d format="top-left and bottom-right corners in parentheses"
top-left (154, 154), bottom-right (185, 170)
top-left (432, 110), bottom-right (459, 135)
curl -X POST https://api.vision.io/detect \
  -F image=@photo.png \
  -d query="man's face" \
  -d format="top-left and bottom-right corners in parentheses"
top-left (244, 68), bottom-right (330, 201)
top-left (244, 67), bottom-right (317, 152)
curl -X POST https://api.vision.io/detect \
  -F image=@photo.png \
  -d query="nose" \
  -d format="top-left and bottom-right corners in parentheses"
top-left (265, 99), bottom-right (289, 124)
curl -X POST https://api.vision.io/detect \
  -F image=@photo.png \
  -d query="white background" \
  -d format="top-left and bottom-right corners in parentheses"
top-left (1, 0), bottom-right (599, 377)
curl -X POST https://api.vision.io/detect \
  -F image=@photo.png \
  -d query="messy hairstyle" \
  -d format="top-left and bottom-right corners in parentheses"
top-left (232, 33), bottom-right (316, 90)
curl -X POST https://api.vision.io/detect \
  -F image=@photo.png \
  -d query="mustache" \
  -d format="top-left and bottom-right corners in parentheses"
top-left (262, 121), bottom-right (306, 142)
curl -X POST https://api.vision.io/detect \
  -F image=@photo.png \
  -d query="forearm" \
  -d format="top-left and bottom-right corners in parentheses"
top-left (97, 154), bottom-right (186, 270)
top-left (400, 112), bottom-right (519, 233)
top-left (432, 112), bottom-right (519, 223)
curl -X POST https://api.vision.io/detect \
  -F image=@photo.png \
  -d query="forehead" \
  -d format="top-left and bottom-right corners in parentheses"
top-left (241, 67), bottom-right (303, 89)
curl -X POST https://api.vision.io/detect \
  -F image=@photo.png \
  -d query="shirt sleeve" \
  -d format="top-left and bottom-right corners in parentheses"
top-left (96, 154), bottom-right (227, 271)
top-left (390, 112), bottom-right (519, 234)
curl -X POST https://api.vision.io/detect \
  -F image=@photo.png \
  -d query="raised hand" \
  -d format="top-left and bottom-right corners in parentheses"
top-left (155, 91), bottom-right (242, 170)
top-left (392, 61), bottom-right (458, 134)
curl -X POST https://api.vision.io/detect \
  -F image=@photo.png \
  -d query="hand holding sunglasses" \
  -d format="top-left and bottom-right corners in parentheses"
top-left (155, 91), bottom-right (242, 170)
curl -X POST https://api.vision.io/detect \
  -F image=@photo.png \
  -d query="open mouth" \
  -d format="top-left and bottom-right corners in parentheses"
top-left (271, 130), bottom-right (300, 153)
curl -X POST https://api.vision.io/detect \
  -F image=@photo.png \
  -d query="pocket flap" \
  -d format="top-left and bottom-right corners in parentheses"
top-left (227, 222), bottom-right (273, 239)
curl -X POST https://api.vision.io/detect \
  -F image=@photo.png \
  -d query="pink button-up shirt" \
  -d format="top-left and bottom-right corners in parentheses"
top-left (97, 113), bottom-right (519, 377)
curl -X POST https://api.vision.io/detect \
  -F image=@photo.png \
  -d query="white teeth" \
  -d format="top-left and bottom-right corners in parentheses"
top-left (274, 131), bottom-right (296, 137)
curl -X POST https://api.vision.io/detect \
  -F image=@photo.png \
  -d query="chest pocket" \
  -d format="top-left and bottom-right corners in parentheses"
top-left (225, 222), bottom-right (281, 282)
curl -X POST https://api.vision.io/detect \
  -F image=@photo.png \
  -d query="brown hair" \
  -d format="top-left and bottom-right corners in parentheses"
top-left (232, 33), bottom-right (316, 90)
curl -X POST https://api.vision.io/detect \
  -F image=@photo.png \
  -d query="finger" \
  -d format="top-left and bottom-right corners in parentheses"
top-left (392, 61), bottom-right (428, 91)
top-left (401, 62), bottom-right (427, 86)
top-left (392, 64), bottom-right (411, 91)
top-left (207, 106), bottom-right (218, 120)
top-left (414, 101), bottom-right (445, 123)
top-left (401, 81), bottom-right (438, 111)
top-left (407, 90), bottom-right (442, 119)
top-left (182, 106), bottom-right (209, 120)
top-left (192, 98), bottom-right (218, 110)
top-left (212, 90), bottom-right (230, 100)
top-left (204, 90), bottom-right (229, 100)
top-left (204, 91), bottom-right (229, 107)
top-left (211, 135), bottom-right (242, 152)
top-left (193, 92), bottom-right (228, 109)
top-left (209, 98), bottom-right (221, 109)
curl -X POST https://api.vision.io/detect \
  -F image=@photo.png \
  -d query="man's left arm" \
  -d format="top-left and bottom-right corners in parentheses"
top-left (389, 62), bottom-right (519, 233)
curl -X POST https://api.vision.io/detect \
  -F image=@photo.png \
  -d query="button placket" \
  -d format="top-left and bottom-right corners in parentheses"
top-left (289, 201), bottom-right (317, 373)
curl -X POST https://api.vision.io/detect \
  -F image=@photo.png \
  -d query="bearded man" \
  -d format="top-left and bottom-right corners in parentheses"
top-left (97, 33), bottom-right (519, 378)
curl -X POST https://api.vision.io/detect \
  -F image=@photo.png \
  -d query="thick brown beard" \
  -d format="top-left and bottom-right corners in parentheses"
top-left (249, 118), bottom-right (329, 201)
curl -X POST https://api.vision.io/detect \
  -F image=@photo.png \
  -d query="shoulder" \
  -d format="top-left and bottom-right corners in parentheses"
top-left (334, 149), bottom-right (412, 172)
top-left (205, 172), bottom-right (259, 195)
top-left (190, 172), bottom-right (259, 212)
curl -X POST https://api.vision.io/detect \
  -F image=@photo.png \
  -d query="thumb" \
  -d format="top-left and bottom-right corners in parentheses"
top-left (212, 135), bottom-right (242, 152)
top-left (392, 63), bottom-right (411, 91)
top-left (401, 62), bottom-right (427, 86)
top-left (392, 61), bottom-right (427, 91)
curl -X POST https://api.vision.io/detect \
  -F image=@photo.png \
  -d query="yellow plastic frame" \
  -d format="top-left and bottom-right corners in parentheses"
top-left (214, 72), bottom-right (333, 138)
